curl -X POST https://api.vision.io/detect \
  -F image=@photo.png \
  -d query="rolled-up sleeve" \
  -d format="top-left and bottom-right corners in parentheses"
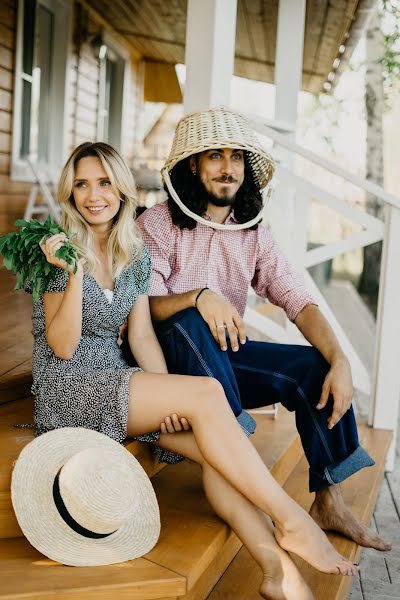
top-left (136, 207), bottom-right (172, 296)
top-left (251, 227), bottom-right (316, 321)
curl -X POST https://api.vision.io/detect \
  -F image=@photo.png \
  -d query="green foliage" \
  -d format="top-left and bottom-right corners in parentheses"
top-left (0, 216), bottom-right (79, 301)
top-left (381, 0), bottom-right (400, 94)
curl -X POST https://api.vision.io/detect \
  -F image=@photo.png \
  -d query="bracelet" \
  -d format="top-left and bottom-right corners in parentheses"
top-left (195, 287), bottom-right (209, 308)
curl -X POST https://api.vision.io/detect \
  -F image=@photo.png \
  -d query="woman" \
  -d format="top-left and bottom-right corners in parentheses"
top-left (33, 142), bottom-right (357, 600)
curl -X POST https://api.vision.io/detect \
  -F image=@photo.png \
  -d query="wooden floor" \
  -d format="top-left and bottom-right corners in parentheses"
top-left (0, 267), bottom-right (397, 600)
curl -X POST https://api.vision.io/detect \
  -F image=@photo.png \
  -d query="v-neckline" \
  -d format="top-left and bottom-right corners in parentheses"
top-left (87, 272), bottom-right (119, 305)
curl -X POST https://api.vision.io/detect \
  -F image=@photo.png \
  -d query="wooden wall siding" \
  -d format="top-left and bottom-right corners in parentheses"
top-left (66, 6), bottom-right (100, 154)
top-left (0, 0), bottom-right (31, 235)
top-left (86, 0), bottom-right (362, 94)
top-left (67, 2), bottom-right (142, 166)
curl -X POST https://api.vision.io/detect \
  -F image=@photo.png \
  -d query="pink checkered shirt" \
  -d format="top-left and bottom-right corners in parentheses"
top-left (137, 202), bottom-right (315, 321)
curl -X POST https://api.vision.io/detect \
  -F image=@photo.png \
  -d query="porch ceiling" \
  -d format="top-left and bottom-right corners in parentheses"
top-left (85, 0), bottom-right (365, 95)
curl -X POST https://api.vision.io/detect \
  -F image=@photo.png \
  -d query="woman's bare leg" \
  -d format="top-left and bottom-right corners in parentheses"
top-left (128, 372), bottom-right (358, 577)
top-left (155, 430), bottom-right (314, 600)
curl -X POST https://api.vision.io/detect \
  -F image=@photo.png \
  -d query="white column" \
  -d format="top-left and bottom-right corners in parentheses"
top-left (270, 0), bottom-right (306, 262)
top-left (184, 0), bottom-right (237, 113)
top-left (370, 204), bottom-right (400, 470)
top-left (274, 0), bottom-right (306, 127)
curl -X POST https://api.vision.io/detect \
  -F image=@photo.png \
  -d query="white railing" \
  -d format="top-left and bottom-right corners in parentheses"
top-left (242, 112), bottom-right (400, 470)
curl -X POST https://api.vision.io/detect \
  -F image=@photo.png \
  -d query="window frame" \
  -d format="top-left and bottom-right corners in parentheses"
top-left (96, 30), bottom-right (130, 153)
top-left (11, 0), bottom-right (73, 181)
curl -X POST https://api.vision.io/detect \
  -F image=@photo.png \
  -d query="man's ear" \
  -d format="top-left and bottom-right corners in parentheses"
top-left (189, 155), bottom-right (197, 174)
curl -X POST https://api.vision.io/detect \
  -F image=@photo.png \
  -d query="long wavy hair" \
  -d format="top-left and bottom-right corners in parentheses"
top-left (57, 142), bottom-right (143, 280)
top-left (166, 152), bottom-right (263, 230)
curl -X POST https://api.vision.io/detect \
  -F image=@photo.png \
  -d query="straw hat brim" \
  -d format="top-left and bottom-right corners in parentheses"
top-left (11, 428), bottom-right (160, 567)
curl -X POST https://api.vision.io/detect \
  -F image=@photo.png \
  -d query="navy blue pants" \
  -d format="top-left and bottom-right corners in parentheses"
top-left (155, 308), bottom-right (374, 492)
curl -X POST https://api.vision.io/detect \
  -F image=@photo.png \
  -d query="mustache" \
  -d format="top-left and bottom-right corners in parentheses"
top-left (213, 175), bottom-right (238, 183)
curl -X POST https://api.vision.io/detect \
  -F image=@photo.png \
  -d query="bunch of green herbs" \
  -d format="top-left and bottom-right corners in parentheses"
top-left (0, 216), bottom-right (79, 301)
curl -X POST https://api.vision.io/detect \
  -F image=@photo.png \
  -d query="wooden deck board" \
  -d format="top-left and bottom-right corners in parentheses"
top-left (0, 270), bottom-right (33, 404)
top-left (0, 538), bottom-right (186, 600)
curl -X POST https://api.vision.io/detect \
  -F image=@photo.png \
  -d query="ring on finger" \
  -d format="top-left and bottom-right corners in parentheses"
top-left (216, 324), bottom-right (226, 329)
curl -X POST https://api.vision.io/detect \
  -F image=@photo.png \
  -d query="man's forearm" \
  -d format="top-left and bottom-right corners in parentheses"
top-left (294, 304), bottom-right (346, 365)
top-left (149, 289), bottom-right (202, 322)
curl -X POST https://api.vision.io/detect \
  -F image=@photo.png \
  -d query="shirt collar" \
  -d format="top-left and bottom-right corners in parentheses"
top-left (203, 210), bottom-right (238, 224)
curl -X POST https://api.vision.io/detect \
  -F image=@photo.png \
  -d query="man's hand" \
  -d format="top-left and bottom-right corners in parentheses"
top-left (316, 356), bottom-right (353, 429)
top-left (196, 289), bottom-right (246, 352)
top-left (160, 414), bottom-right (191, 434)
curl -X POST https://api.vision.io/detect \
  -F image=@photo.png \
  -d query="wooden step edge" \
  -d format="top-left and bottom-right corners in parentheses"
top-left (0, 379), bottom-right (33, 405)
top-left (0, 539), bottom-right (186, 600)
top-left (177, 530), bottom-right (241, 600)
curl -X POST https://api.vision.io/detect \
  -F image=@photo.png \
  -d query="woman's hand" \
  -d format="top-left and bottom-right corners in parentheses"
top-left (40, 234), bottom-right (82, 276)
top-left (160, 413), bottom-right (191, 434)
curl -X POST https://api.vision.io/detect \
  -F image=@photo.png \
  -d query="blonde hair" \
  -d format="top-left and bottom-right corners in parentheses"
top-left (58, 142), bottom-right (143, 280)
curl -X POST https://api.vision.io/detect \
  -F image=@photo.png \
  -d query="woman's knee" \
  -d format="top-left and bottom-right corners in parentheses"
top-left (193, 377), bottom-right (227, 414)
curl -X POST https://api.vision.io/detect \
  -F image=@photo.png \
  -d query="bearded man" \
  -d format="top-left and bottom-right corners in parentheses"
top-left (137, 107), bottom-right (390, 552)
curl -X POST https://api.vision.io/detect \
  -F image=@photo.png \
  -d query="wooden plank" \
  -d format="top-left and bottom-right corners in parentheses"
top-left (0, 538), bottom-right (186, 600)
top-left (0, 174), bottom-right (31, 193)
top-left (182, 531), bottom-right (241, 600)
top-left (0, 45), bottom-right (13, 71)
top-left (0, 128), bottom-right (11, 149)
top-left (0, 24), bottom-right (14, 50)
top-left (0, 153), bottom-right (10, 174)
top-left (0, 66), bottom-right (12, 91)
top-left (0, 3), bottom-right (15, 30)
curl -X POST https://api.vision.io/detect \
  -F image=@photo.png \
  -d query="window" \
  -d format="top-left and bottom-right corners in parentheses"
top-left (12, 0), bottom-right (72, 179)
top-left (97, 45), bottom-right (126, 150)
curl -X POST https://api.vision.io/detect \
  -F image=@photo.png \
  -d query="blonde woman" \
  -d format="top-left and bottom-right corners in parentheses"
top-left (34, 142), bottom-right (357, 600)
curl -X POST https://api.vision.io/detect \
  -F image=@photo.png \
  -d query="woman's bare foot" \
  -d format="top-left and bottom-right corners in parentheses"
top-left (310, 485), bottom-right (392, 551)
top-left (274, 511), bottom-right (359, 576)
top-left (259, 551), bottom-right (314, 599)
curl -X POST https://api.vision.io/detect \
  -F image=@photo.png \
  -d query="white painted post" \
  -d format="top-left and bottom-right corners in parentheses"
top-left (370, 204), bottom-right (400, 470)
top-left (271, 0), bottom-right (307, 262)
top-left (184, 0), bottom-right (237, 113)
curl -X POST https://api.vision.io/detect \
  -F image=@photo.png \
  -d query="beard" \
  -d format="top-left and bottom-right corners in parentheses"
top-left (198, 177), bottom-right (238, 208)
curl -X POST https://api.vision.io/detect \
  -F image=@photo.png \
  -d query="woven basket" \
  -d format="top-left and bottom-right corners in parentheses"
top-left (163, 107), bottom-right (275, 190)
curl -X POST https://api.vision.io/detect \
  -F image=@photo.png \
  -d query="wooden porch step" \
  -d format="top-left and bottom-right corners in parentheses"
top-left (207, 423), bottom-right (392, 600)
top-left (0, 410), bottom-right (300, 599)
top-left (0, 398), bottom-right (165, 539)
top-left (0, 270), bottom-right (33, 405)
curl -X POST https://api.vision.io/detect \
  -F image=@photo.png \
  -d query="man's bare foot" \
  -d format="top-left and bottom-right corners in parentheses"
top-left (310, 485), bottom-right (392, 551)
top-left (259, 550), bottom-right (314, 599)
top-left (274, 510), bottom-right (359, 576)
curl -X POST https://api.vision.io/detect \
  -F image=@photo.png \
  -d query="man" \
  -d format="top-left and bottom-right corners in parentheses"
top-left (137, 107), bottom-right (390, 551)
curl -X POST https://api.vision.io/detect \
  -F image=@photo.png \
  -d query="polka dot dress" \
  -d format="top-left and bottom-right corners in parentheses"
top-left (26, 246), bottom-right (183, 465)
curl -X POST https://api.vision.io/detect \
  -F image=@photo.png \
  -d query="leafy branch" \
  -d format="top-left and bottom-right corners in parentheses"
top-left (0, 216), bottom-right (79, 301)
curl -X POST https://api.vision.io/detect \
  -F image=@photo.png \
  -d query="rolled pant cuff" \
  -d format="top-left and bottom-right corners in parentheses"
top-left (237, 409), bottom-right (256, 437)
top-left (309, 445), bottom-right (375, 492)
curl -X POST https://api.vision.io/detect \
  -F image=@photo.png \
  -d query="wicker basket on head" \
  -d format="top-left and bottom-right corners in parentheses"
top-left (161, 107), bottom-right (275, 231)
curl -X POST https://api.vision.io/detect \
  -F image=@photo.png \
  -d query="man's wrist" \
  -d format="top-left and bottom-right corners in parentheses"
top-left (330, 352), bottom-right (348, 367)
top-left (194, 287), bottom-right (209, 308)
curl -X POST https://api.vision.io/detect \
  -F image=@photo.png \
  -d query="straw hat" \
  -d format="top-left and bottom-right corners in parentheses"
top-left (162, 107), bottom-right (275, 230)
top-left (11, 428), bottom-right (160, 567)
